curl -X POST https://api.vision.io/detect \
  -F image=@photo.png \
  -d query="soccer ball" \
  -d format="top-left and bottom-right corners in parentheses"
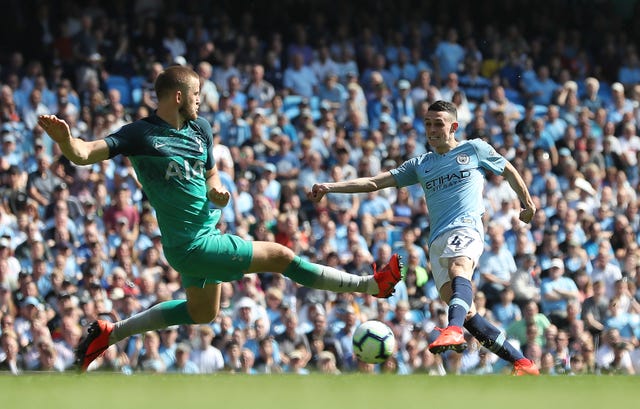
top-left (352, 320), bottom-right (396, 364)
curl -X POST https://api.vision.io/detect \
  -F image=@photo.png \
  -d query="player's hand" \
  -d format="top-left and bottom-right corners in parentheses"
top-left (208, 187), bottom-right (230, 207)
top-left (37, 115), bottom-right (72, 144)
top-left (519, 207), bottom-right (536, 223)
top-left (307, 183), bottom-right (330, 203)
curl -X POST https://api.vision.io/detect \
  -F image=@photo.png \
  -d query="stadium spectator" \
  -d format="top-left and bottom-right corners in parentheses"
top-left (167, 342), bottom-right (199, 374)
top-left (540, 258), bottom-right (580, 326)
top-left (507, 299), bottom-right (551, 353)
top-left (135, 330), bottom-right (166, 373)
top-left (33, 340), bottom-right (64, 372)
top-left (595, 329), bottom-right (635, 375)
top-left (478, 222), bottom-right (517, 307)
top-left (283, 53), bottom-right (317, 99)
top-left (492, 287), bottom-right (522, 329)
top-left (238, 347), bottom-right (257, 374)
top-left (26, 152), bottom-right (61, 208)
top-left (0, 330), bottom-right (22, 374)
top-left (432, 28), bottom-right (465, 83)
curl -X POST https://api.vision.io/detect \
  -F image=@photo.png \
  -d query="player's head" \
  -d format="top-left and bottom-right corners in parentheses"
top-left (155, 66), bottom-right (200, 120)
top-left (155, 66), bottom-right (199, 99)
top-left (427, 100), bottom-right (457, 120)
top-left (424, 100), bottom-right (459, 152)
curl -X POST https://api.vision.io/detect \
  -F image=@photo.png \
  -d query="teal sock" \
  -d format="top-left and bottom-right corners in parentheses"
top-left (110, 300), bottom-right (194, 344)
top-left (282, 256), bottom-right (378, 294)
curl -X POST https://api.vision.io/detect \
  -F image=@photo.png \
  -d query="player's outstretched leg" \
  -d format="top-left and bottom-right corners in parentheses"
top-left (464, 313), bottom-right (539, 375)
top-left (282, 254), bottom-right (403, 298)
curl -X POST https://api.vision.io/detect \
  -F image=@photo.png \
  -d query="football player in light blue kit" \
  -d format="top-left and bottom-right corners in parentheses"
top-left (309, 100), bottom-right (539, 375)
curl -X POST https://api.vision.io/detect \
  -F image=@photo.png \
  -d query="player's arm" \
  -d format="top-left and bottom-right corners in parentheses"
top-left (205, 165), bottom-right (230, 207)
top-left (38, 115), bottom-right (109, 165)
top-left (307, 171), bottom-right (397, 202)
top-left (502, 161), bottom-right (536, 223)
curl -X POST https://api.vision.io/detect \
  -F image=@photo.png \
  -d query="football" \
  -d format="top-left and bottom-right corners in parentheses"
top-left (352, 320), bottom-right (396, 364)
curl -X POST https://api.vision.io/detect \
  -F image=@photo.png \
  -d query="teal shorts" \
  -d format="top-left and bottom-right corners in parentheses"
top-left (164, 233), bottom-right (253, 288)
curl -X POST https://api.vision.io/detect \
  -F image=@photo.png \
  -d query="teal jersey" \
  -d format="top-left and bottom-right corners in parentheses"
top-left (390, 139), bottom-right (507, 245)
top-left (104, 115), bottom-right (220, 249)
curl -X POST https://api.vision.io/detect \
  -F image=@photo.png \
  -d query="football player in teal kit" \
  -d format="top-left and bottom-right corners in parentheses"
top-left (38, 66), bottom-right (401, 371)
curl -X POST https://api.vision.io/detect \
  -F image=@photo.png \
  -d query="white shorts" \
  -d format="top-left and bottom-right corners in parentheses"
top-left (429, 227), bottom-right (484, 290)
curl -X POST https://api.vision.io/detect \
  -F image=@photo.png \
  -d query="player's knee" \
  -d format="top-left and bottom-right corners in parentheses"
top-left (448, 264), bottom-right (465, 276)
top-left (189, 305), bottom-right (219, 324)
top-left (275, 244), bottom-right (296, 265)
top-left (448, 262), bottom-right (473, 280)
top-left (189, 303), bottom-right (218, 324)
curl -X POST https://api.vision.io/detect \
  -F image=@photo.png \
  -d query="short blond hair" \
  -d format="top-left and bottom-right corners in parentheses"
top-left (155, 66), bottom-right (199, 99)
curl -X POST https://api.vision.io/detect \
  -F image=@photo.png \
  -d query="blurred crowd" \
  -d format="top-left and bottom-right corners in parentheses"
top-left (1, 0), bottom-right (640, 375)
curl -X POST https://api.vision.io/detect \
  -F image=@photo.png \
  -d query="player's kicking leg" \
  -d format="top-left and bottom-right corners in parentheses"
top-left (249, 242), bottom-right (403, 298)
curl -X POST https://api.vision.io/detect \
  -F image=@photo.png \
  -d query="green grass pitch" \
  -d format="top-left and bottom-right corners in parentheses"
top-left (1, 374), bottom-right (638, 409)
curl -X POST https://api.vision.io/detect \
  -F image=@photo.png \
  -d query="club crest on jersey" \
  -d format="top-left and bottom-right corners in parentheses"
top-left (456, 153), bottom-right (470, 165)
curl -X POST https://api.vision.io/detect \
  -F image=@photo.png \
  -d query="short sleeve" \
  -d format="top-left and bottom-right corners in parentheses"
top-left (473, 139), bottom-right (507, 175)
top-left (104, 122), bottom-right (148, 158)
top-left (390, 156), bottom-right (420, 187)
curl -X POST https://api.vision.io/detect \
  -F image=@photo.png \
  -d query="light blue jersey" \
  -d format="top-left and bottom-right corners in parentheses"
top-left (390, 139), bottom-right (507, 245)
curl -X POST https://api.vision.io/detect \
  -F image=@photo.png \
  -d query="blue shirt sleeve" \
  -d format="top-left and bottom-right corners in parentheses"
top-left (390, 156), bottom-right (421, 187)
top-left (472, 139), bottom-right (507, 176)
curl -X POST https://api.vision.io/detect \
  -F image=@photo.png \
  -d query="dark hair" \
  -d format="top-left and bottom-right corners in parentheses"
top-left (428, 100), bottom-right (457, 120)
top-left (154, 66), bottom-right (198, 99)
